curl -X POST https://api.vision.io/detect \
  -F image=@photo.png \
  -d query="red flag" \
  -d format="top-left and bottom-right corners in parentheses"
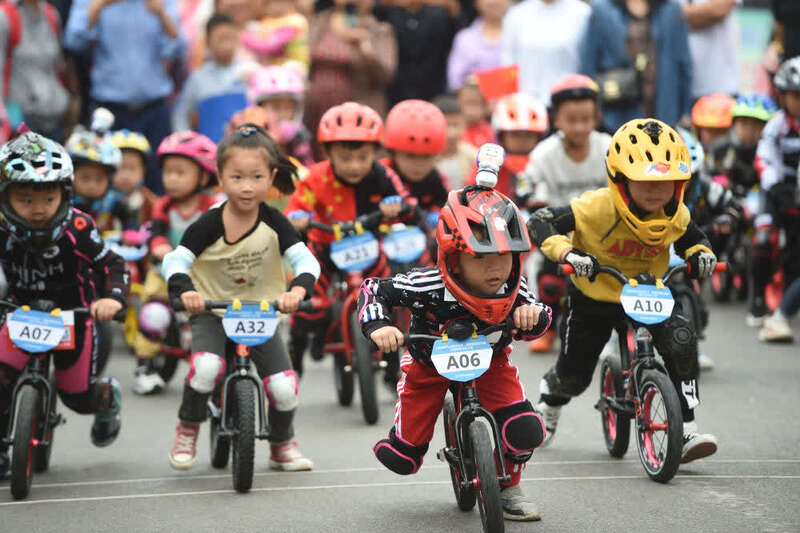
top-left (474, 65), bottom-right (519, 101)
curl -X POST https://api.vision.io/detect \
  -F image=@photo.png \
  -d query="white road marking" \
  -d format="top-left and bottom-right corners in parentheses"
top-left (1, 474), bottom-right (799, 507)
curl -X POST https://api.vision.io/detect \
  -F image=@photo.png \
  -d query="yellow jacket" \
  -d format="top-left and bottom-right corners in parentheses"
top-left (531, 188), bottom-right (712, 303)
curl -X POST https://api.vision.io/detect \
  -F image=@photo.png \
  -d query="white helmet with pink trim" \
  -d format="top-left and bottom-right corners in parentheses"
top-left (491, 92), bottom-right (549, 133)
top-left (248, 65), bottom-right (305, 106)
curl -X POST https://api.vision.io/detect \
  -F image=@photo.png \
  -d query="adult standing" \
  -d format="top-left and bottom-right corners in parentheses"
top-left (304, 0), bottom-right (397, 159)
top-left (447, 0), bottom-right (510, 91)
top-left (64, 0), bottom-right (186, 194)
top-left (580, 0), bottom-right (692, 132)
top-left (501, 0), bottom-right (590, 105)
top-left (678, 0), bottom-right (739, 100)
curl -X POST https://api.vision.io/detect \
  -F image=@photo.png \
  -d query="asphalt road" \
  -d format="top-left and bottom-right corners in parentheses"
top-left (2, 301), bottom-right (799, 533)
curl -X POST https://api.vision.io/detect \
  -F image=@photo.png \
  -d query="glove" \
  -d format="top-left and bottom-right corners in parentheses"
top-left (381, 195), bottom-right (403, 205)
top-left (287, 210), bottom-right (312, 220)
top-left (425, 210), bottom-right (440, 229)
top-left (687, 250), bottom-right (717, 279)
top-left (564, 249), bottom-right (599, 281)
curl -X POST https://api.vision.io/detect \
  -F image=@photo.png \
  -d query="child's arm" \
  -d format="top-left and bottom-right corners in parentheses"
top-left (149, 196), bottom-right (173, 259)
top-left (526, 205), bottom-right (576, 262)
top-left (674, 221), bottom-right (717, 278)
top-left (512, 276), bottom-right (552, 340)
top-left (267, 207), bottom-right (321, 312)
top-left (754, 115), bottom-right (784, 224)
top-left (162, 210), bottom-right (219, 313)
top-left (357, 271), bottom-right (422, 352)
top-left (284, 176), bottom-right (315, 231)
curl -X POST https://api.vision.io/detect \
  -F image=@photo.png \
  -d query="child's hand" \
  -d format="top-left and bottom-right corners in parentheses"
top-left (278, 286), bottom-right (306, 313)
top-left (370, 326), bottom-right (405, 353)
top-left (287, 210), bottom-right (310, 232)
top-left (90, 298), bottom-right (123, 322)
top-left (152, 243), bottom-right (173, 260)
top-left (379, 196), bottom-right (403, 219)
top-left (513, 304), bottom-right (542, 333)
top-left (180, 291), bottom-right (206, 314)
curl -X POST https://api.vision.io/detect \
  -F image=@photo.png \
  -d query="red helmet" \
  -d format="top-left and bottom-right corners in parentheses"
top-left (691, 93), bottom-right (734, 129)
top-left (437, 186), bottom-right (531, 325)
top-left (384, 99), bottom-right (447, 155)
top-left (317, 102), bottom-right (383, 144)
top-left (491, 92), bottom-right (548, 133)
top-left (157, 131), bottom-right (217, 176)
top-left (550, 74), bottom-right (599, 109)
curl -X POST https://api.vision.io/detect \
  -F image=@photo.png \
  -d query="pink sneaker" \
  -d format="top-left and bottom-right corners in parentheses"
top-left (269, 441), bottom-right (313, 471)
top-left (169, 422), bottom-right (199, 470)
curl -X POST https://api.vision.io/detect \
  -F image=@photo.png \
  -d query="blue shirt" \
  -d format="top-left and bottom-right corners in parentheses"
top-left (64, 0), bottom-right (186, 104)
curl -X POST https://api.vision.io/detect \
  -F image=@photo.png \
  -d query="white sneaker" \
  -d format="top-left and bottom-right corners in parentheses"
top-left (746, 313), bottom-right (766, 327)
top-left (759, 312), bottom-right (794, 342)
top-left (269, 441), bottom-right (314, 471)
top-left (500, 484), bottom-right (541, 521)
top-left (698, 353), bottom-right (715, 371)
top-left (681, 421), bottom-right (718, 463)
top-left (133, 366), bottom-right (166, 395)
top-left (169, 422), bottom-right (199, 470)
top-left (535, 401), bottom-right (561, 448)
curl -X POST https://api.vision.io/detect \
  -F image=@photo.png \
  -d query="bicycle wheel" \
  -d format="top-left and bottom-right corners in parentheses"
top-left (33, 376), bottom-right (57, 473)
top-left (231, 380), bottom-right (255, 493)
top-left (333, 354), bottom-right (354, 406)
top-left (351, 312), bottom-right (378, 425)
top-left (11, 385), bottom-right (41, 500)
top-left (599, 355), bottom-right (630, 458)
top-left (469, 422), bottom-right (504, 533)
top-left (443, 396), bottom-right (476, 511)
top-left (635, 370), bottom-right (683, 483)
top-left (209, 387), bottom-right (230, 469)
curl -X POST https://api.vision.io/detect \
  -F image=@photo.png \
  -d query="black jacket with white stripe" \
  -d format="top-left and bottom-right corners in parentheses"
top-left (357, 266), bottom-right (549, 365)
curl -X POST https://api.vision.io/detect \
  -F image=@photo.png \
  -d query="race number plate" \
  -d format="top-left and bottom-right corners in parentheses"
top-left (620, 284), bottom-right (674, 325)
top-left (330, 233), bottom-right (379, 272)
top-left (7, 309), bottom-right (66, 353)
top-left (222, 305), bottom-right (279, 346)
top-left (382, 226), bottom-right (426, 263)
top-left (430, 336), bottom-right (493, 382)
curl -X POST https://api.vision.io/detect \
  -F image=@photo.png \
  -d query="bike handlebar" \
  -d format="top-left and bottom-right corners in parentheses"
top-left (171, 299), bottom-right (313, 313)
top-left (307, 204), bottom-right (420, 237)
top-left (0, 300), bottom-right (125, 322)
top-left (558, 261), bottom-right (728, 285)
top-left (369, 315), bottom-right (516, 352)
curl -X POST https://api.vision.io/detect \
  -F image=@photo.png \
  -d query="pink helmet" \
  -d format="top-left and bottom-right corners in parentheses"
top-left (249, 66), bottom-right (305, 105)
top-left (492, 92), bottom-right (549, 133)
top-left (156, 131), bottom-right (217, 176)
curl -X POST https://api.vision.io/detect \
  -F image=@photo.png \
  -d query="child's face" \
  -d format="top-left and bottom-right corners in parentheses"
top-left (220, 147), bottom-right (275, 213)
top-left (732, 117), bottom-right (766, 148)
top-left (393, 151), bottom-right (436, 182)
top-left (454, 251), bottom-right (513, 297)
top-left (780, 90), bottom-right (800, 120)
top-left (325, 143), bottom-right (377, 185)
top-left (627, 179), bottom-right (675, 214)
top-left (697, 126), bottom-right (729, 147)
top-left (500, 130), bottom-right (541, 155)
top-left (554, 99), bottom-right (597, 148)
top-left (7, 185), bottom-right (62, 227)
top-left (113, 150), bottom-right (146, 195)
top-left (162, 156), bottom-right (206, 200)
top-left (444, 112), bottom-right (465, 153)
top-left (207, 22), bottom-right (239, 65)
top-left (261, 97), bottom-right (297, 123)
top-left (458, 86), bottom-right (488, 126)
top-left (74, 163), bottom-right (111, 200)
top-left (476, 0), bottom-right (511, 22)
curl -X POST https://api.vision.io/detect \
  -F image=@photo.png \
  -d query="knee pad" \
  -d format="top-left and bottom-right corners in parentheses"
top-left (263, 370), bottom-right (298, 411)
top-left (540, 366), bottom-right (591, 399)
top-left (494, 400), bottom-right (544, 462)
top-left (657, 314), bottom-right (697, 377)
top-left (537, 274), bottom-right (565, 306)
top-left (187, 352), bottom-right (226, 394)
top-left (138, 301), bottom-right (172, 340)
top-left (373, 427), bottom-right (429, 475)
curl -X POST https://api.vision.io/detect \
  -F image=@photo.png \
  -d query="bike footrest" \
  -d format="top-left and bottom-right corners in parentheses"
top-left (595, 396), bottom-right (635, 418)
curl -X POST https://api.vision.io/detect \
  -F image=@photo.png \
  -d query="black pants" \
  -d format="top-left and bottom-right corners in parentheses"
top-left (540, 285), bottom-right (700, 421)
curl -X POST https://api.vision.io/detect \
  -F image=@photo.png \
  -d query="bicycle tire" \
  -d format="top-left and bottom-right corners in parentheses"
top-left (33, 375), bottom-right (57, 473)
top-left (599, 355), bottom-right (630, 458)
top-left (209, 387), bottom-right (230, 469)
top-left (11, 385), bottom-right (41, 500)
top-left (333, 353), bottom-right (354, 406)
top-left (231, 380), bottom-right (255, 493)
top-left (635, 370), bottom-right (683, 483)
top-left (351, 312), bottom-right (378, 425)
top-left (443, 396), bottom-right (476, 511)
top-left (469, 422), bottom-right (504, 533)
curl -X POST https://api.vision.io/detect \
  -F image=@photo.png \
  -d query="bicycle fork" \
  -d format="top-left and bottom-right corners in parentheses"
top-left (2, 353), bottom-right (63, 449)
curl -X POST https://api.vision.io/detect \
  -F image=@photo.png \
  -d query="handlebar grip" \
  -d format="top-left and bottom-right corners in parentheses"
top-left (559, 264), bottom-right (575, 275)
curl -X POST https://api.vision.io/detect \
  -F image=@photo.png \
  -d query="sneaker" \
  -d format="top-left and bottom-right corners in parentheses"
top-left (91, 377), bottom-right (121, 447)
top-left (528, 329), bottom-right (556, 354)
top-left (535, 401), bottom-right (561, 448)
top-left (681, 421), bottom-right (718, 463)
top-left (500, 484), bottom-right (541, 521)
top-left (169, 422), bottom-right (199, 470)
top-left (0, 451), bottom-right (8, 480)
top-left (269, 441), bottom-right (313, 471)
top-left (133, 364), bottom-right (166, 395)
top-left (759, 312), bottom-right (794, 343)
top-left (746, 296), bottom-right (767, 327)
top-left (698, 353), bottom-right (715, 371)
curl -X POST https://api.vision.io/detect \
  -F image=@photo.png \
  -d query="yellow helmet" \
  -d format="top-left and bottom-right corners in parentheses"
top-left (110, 129), bottom-right (151, 157)
top-left (606, 118), bottom-right (692, 246)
